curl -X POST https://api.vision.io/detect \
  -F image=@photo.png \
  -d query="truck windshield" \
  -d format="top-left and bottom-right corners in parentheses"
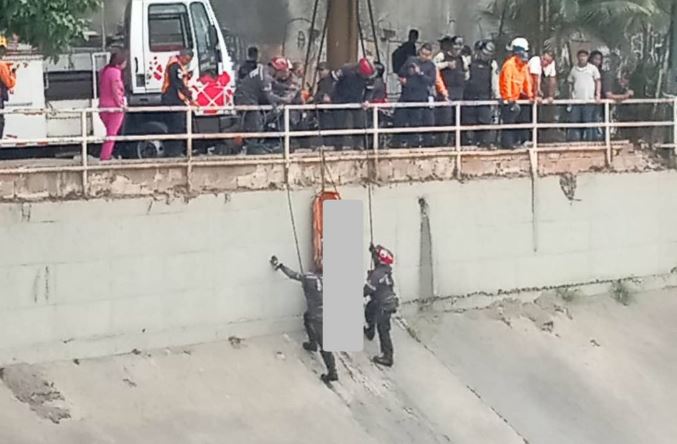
top-left (190, 2), bottom-right (218, 75)
top-left (148, 4), bottom-right (194, 52)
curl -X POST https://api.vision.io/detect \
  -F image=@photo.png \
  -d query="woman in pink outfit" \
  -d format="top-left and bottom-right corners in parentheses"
top-left (98, 51), bottom-right (127, 161)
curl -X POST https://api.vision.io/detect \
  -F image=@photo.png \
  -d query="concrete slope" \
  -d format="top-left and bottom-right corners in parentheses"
top-left (0, 327), bottom-right (522, 444)
top-left (408, 288), bottom-right (677, 444)
top-left (1, 289), bottom-right (675, 443)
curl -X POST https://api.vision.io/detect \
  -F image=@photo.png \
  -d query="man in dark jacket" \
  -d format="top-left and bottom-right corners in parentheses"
top-left (434, 35), bottom-right (467, 146)
top-left (237, 46), bottom-right (259, 80)
top-left (463, 40), bottom-right (496, 147)
top-left (364, 244), bottom-right (399, 367)
top-left (270, 256), bottom-right (338, 383)
top-left (391, 29), bottom-right (419, 74)
top-left (393, 43), bottom-right (437, 148)
top-left (234, 56), bottom-right (298, 141)
top-left (330, 58), bottom-right (375, 150)
top-left (161, 49), bottom-right (197, 157)
top-left (314, 62), bottom-right (336, 147)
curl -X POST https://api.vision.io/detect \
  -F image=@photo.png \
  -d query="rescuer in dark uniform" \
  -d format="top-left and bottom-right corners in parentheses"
top-left (270, 255), bottom-right (338, 383)
top-left (364, 244), bottom-right (399, 367)
top-left (434, 35), bottom-right (467, 145)
top-left (463, 40), bottom-right (497, 147)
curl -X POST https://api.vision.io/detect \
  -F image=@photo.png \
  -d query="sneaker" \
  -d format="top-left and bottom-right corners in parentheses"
top-left (320, 372), bottom-right (339, 384)
top-left (303, 342), bottom-right (318, 352)
top-left (372, 355), bottom-right (393, 367)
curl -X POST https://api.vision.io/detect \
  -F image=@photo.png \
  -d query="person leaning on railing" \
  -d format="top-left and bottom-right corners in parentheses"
top-left (329, 58), bottom-right (376, 151)
top-left (233, 56), bottom-right (298, 150)
top-left (393, 43), bottom-right (437, 148)
top-left (566, 49), bottom-right (601, 143)
top-left (499, 38), bottom-right (535, 149)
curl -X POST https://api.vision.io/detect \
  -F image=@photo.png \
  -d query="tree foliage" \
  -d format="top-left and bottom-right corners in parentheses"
top-left (484, 0), bottom-right (669, 53)
top-left (0, 0), bottom-right (100, 57)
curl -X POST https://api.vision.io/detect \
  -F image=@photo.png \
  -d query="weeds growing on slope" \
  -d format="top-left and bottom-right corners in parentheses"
top-left (611, 281), bottom-right (633, 306)
top-left (556, 287), bottom-right (580, 303)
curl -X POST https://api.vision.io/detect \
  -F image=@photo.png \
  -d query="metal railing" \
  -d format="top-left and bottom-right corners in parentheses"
top-left (0, 98), bottom-right (674, 195)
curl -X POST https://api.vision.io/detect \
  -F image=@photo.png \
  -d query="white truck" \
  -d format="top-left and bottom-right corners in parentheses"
top-left (3, 0), bottom-right (238, 158)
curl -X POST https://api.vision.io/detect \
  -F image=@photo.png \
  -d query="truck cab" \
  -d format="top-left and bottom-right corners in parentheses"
top-left (123, 0), bottom-right (238, 157)
top-left (125, 0), bottom-right (234, 106)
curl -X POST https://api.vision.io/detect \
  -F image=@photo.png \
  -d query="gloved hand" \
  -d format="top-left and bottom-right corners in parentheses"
top-left (270, 255), bottom-right (281, 270)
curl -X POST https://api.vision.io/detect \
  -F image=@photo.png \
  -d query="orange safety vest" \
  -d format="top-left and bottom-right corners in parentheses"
top-left (161, 56), bottom-right (190, 103)
top-left (499, 55), bottom-right (533, 102)
top-left (0, 60), bottom-right (16, 91)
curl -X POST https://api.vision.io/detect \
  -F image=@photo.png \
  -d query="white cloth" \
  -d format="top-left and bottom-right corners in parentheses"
top-left (528, 56), bottom-right (557, 78)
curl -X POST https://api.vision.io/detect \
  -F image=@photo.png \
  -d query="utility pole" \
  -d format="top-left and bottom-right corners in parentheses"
top-left (326, 0), bottom-right (359, 69)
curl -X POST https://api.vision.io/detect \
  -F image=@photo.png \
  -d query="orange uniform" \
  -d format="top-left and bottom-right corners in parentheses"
top-left (0, 61), bottom-right (16, 92)
top-left (435, 68), bottom-right (448, 98)
top-left (499, 55), bottom-right (533, 101)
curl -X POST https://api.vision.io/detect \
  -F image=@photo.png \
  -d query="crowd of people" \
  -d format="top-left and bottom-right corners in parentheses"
top-left (232, 31), bottom-right (637, 152)
top-left (85, 32), bottom-right (641, 160)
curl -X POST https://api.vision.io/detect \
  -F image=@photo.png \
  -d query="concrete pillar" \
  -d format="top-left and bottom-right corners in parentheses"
top-left (326, 0), bottom-right (359, 69)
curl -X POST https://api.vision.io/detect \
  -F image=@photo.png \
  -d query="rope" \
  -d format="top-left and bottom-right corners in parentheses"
top-left (356, 1), bottom-right (367, 57)
top-left (365, 0), bottom-right (381, 62)
top-left (286, 183), bottom-right (305, 273)
top-left (311, 6), bottom-right (331, 90)
top-left (301, 0), bottom-right (321, 89)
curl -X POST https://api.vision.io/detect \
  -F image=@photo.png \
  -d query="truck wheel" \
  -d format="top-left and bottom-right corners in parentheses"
top-left (135, 121), bottom-right (168, 159)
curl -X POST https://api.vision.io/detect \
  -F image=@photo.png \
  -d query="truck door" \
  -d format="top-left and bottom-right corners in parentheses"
top-left (188, 0), bottom-right (236, 111)
top-left (143, 2), bottom-right (196, 94)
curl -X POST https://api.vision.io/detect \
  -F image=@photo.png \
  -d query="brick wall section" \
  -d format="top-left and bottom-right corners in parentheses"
top-left (0, 143), bottom-right (667, 202)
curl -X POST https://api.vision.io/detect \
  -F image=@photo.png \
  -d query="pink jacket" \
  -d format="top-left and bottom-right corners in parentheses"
top-left (99, 66), bottom-right (125, 109)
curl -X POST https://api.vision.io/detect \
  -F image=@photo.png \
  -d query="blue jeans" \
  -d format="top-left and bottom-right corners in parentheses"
top-left (567, 105), bottom-right (597, 142)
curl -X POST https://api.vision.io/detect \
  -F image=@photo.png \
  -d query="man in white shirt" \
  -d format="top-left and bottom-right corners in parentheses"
top-left (528, 50), bottom-right (558, 142)
top-left (567, 49), bottom-right (601, 141)
top-left (528, 50), bottom-right (557, 100)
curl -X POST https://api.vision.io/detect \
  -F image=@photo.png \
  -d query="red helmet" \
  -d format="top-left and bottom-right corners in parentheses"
top-left (270, 56), bottom-right (291, 72)
top-left (374, 245), bottom-right (395, 265)
top-left (358, 58), bottom-right (375, 78)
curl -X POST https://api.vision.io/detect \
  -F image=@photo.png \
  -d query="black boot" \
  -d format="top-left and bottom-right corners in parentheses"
top-left (364, 326), bottom-right (375, 341)
top-left (373, 355), bottom-right (393, 367)
top-left (303, 342), bottom-right (318, 352)
top-left (320, 372), bottom-right (338, 384)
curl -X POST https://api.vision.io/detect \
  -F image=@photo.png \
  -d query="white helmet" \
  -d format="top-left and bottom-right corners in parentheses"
top-left (507, 37), bottom-right (530, 52)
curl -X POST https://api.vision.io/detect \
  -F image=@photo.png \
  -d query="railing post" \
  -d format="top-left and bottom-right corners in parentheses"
top-left (455, 102), bottom-right (462, 178)
top-left (81, 110), bottom-right (88, 196)
top-left (532, 101), bottom-right (538, 151)
top-left (284, 106), bottom-right (291, 173)
top-left (186, 106), bottom-right (193, 192)
top-left (372, 105), bottom-right (379, 181)
top-left (605, 100), bottom-right (612, 167)
top-left (673, 98), bottom-right (677, 161)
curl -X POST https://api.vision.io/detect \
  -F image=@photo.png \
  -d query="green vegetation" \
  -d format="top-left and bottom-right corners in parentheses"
top-left (0, 0), bottom-right (100, 57)
top-left (556, 287), bottom-right (580, 303)
top-left (611, 280), bottom-right (634, 306)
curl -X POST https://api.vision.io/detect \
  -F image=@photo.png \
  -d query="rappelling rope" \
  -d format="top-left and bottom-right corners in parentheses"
top-left (286, 182), bottom-right (304, 274)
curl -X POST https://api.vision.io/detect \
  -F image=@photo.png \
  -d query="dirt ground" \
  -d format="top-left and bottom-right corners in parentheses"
top-left (1, 288), bottom-right (676, 444)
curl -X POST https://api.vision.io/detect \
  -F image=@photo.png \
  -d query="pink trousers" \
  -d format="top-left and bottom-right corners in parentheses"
top-left (99, 112), bottom-right (125, 161)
